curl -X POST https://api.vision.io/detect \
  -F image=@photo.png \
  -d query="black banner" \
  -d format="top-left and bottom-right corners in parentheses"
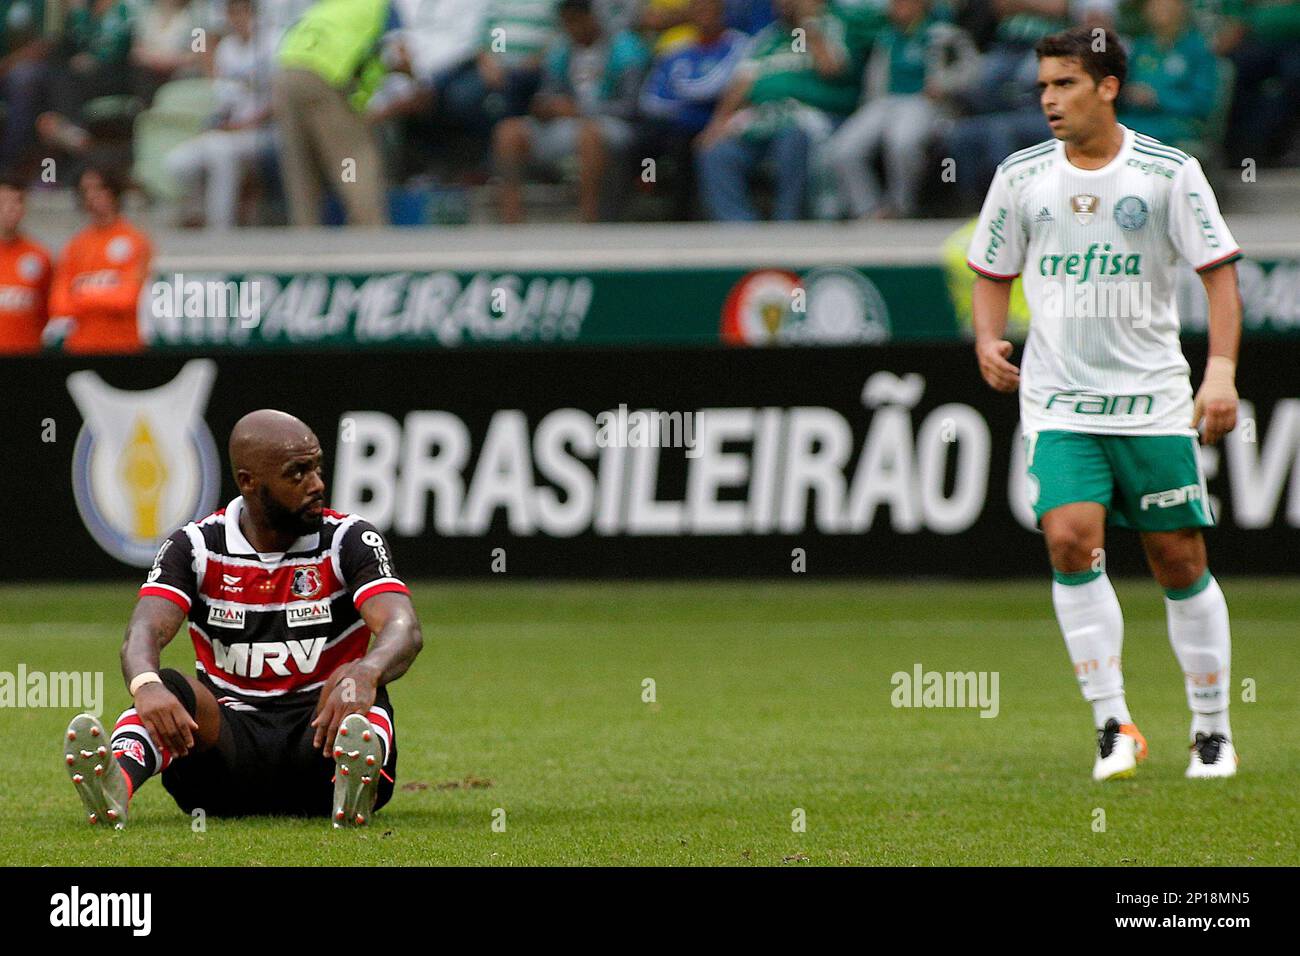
top-left (1, 865), bottom-right (1280, 937)
top-left (3, 342), bottom-right (1298, 580)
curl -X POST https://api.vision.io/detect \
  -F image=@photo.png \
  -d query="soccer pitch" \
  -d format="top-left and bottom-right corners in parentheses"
top-left (2, 579), bottom-right (1296, 867)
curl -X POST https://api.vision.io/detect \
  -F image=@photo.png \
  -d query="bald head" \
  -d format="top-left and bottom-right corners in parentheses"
top-left (229, 409), bottom-right (318, 481)
top-left (228, 410), bottom-right (327, 540)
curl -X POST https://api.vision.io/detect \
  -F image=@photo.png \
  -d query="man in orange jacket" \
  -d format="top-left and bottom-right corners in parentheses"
top-left (49, 166), bottom-right (152, 354)
top-left (0, 174), bottom-right (53, 355)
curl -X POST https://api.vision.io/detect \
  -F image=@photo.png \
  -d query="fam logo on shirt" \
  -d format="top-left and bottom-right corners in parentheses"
top-left (68, 360), bottom-right (221, 567)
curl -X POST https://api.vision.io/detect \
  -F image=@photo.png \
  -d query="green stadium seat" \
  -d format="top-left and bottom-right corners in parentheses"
top-left (130, 79), bottom-right (218, 203)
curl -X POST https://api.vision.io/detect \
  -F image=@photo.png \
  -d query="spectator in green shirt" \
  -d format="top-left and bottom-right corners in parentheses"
top-left (1119, 0), bottom-right (1218, 146)
top-left (492, 0), bottom-right (649, 222)
top-left (826, 0), bottom-right (978, 218)
top-left (696, 0), bottom-right (855, 220)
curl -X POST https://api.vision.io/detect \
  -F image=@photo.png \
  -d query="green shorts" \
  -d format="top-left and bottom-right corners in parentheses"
top-left (1024, 430), bottom-right (1214, 531)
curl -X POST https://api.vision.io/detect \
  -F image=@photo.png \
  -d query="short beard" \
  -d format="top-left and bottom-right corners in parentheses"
top-left (258, 485), bottom-right (322, 537)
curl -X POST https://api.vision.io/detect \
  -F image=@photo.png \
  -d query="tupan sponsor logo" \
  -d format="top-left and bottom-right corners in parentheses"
top-left (287, 601), bottom-right (332, 628)
top-left (208, 606), bottom-right (246, 629)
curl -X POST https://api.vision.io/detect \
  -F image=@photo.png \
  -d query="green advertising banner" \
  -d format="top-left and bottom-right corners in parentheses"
top-left (140, 257), bottom-right (1300, 350)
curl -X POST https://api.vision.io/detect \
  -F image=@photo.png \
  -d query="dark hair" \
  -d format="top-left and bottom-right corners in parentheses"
top-left (0, 172), bottom-right (26, 193)
top-left (558, 0), bottom-right (593, 14)
top-left (1035, 26), bottom-right (1127, 92)
top-left (79, 164), bottom-right (128, 201)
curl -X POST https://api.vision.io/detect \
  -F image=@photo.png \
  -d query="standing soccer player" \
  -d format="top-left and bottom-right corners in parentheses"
top-left (0, 174), bottom-right (52, 354)
top-left (968, 27), bottom-right (1242, 781)
top-left (64, 410), bottom-right (424, 827)
top-left (47, 166), bottom-right (152, 354)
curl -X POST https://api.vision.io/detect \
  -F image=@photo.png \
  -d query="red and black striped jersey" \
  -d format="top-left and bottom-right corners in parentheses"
top-left (139, 497), bottom-right (410, 707)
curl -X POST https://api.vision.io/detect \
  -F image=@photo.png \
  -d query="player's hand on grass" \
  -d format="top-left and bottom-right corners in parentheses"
top-left (311, 661), bottom-right (380, 757)
top-left (1193, 356), bottom-right (1238, 444)
top-left (976, 338), bottom-right (1020, 393)
top-left (133, 682), bottom-right (198, 758)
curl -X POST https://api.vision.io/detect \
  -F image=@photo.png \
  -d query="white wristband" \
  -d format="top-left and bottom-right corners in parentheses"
top-left (129, 672), bottom-right (163, 696)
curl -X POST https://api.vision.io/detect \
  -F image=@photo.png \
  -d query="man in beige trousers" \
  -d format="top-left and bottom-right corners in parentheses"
top-left (273, 0), bottom-right (397, 226)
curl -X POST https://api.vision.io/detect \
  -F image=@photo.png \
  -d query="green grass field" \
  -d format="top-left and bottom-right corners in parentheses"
top-left (1, 579), bottom-right (1296, 866)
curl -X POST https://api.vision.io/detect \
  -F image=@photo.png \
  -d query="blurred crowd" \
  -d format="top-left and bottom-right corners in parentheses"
top-left (0, 0), bottom-right (1298, 225)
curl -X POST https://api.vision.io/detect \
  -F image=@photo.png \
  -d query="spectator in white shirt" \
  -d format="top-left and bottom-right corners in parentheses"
top-left (163, 0), bottom-right (276, 227)
top-left (364, 0), bottom-right (487, 122)
top-left (132, 0), bottom-right (209, 101)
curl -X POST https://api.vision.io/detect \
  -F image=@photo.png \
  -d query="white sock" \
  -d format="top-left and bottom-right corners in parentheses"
top-left (1052, 572), bottom-right (1129, 728)
top-left (1165, 572), bottom-right (1232, 740)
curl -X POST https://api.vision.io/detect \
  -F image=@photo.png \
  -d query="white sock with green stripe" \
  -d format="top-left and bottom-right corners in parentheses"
top-left (1051, 569), bottom-right (1131, 727)
top-left (1164, 570), bottom-right (1232, 740)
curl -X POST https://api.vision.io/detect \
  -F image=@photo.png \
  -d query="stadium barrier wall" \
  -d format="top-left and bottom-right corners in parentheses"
top-left (130, 221), bottom-right (1300, 349)
top-left (138, 257), bottom-right (1300, 349)
top-left (5, 342), bottom-right (1299, 580)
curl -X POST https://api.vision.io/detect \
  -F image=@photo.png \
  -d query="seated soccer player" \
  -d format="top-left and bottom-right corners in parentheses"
top-left (64, 410), bottom-right (424, 828)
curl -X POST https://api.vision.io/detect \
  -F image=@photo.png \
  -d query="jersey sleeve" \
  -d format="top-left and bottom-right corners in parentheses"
top-left (139, 529), bottom-right (197, 613)
top-left (966, 170), bottom-right (1026, 280)
top-left (1168, 157), bottom-right (1241, 273)
top-left (338, 520), bottom-right (410, 609)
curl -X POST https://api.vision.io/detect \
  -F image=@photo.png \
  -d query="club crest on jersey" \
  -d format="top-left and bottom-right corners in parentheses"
top-left (68, 360), bottom-right (221, 567)
top-left (17, 252), bottom-right (44, 282)
top-left (291, 566), bottom-right (323, 599)
top-left (1070, 194), bottom-right (1100, 225)
top-left (1114, 195), bottom-right (1149, 231)
top-left (208, 606), bottom-right (246, 629)
top-left (287, 601), bottom-right (332, 628)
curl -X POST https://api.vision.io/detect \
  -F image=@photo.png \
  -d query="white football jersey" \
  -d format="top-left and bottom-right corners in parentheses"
top-left (967, 124), bottom-right (1240, 436)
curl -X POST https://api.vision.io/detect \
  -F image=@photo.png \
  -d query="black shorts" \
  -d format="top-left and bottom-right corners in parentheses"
top-left (161, 683), bottom-right (398, 817)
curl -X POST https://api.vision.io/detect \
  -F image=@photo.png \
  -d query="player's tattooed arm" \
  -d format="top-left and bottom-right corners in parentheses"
top-left (120, 596), bottom-right (200, 758)
top-left (310, 592), bottom-right (423, 755)
top-left (1194, 262), bottom-right (1242, 445)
